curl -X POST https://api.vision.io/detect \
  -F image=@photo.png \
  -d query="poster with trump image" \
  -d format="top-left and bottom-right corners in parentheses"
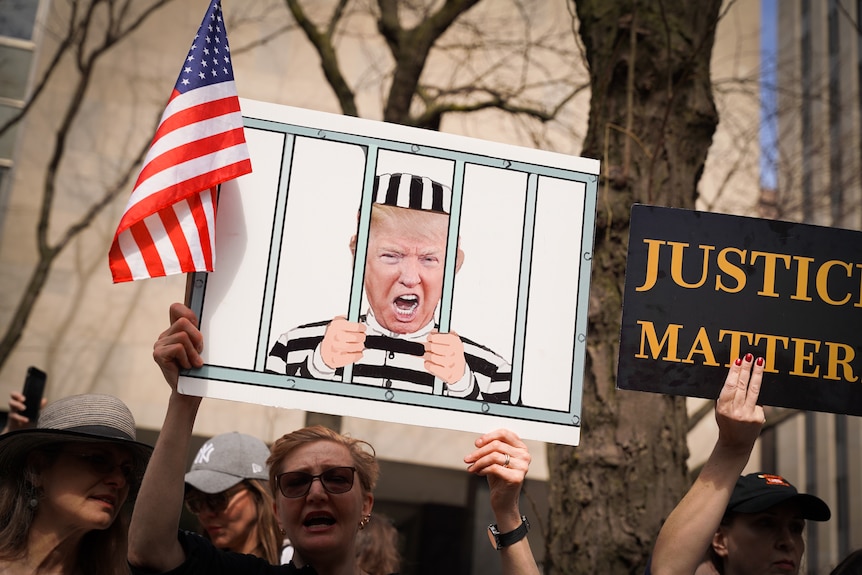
top-left (179, 99), bottom-right (600, 446)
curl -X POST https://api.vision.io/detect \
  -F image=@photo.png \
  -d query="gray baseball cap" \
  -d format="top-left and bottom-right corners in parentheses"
top-left (184, 432), bottom-right (270, 494)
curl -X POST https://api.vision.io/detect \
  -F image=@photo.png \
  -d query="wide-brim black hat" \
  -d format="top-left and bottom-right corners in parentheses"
top-left (0, 393), bottom-right (152, 479)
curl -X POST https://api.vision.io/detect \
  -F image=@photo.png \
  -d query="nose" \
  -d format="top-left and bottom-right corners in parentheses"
top-left (102, 464), bottom-right (128, 489)
top-left (305, 477), bottom-right (328, 500)
top-left (398, 257), bottom-right (421, 287)
top-left (775, 525), bottom-right (798, 551)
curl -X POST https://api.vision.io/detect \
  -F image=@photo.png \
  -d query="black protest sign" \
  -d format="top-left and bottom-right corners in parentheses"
top-left (617, 204), bottom-right (862, 416)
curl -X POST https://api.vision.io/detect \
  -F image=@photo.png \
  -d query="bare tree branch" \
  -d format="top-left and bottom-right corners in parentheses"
top-left (284, 0), bottom-right (358, 116)
top-left (0, 0), bottom-right (174, 371)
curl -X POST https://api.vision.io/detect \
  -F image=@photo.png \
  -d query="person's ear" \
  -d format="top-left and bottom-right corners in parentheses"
top-left (362, 491), bottom-right (374, 518)
top-left (349, 235), bottom-right (357, 258)
top-left (712, 527), bottom-right (730, 558)
top-left (454, 246), bottom-right (465, 273)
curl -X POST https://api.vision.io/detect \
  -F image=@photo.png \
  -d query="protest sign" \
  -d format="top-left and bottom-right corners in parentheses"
top-left (618, 203), bottom-right (862, 416)
top-left (178, 99), bottom-right (599, 445)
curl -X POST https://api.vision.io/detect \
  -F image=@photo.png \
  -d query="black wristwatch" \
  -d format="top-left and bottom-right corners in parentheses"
top-left (487, 515), bottom-right (530, 550)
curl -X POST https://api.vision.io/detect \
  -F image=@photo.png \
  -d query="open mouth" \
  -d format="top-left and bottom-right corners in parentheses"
top-left (394, 295), bottom-right (419, 319)
top-left (303, 513), bottom-right (336, 528)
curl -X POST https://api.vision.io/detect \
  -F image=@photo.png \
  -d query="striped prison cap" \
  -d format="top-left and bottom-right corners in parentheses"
top-left (373, 173), bottom-right (451, 214)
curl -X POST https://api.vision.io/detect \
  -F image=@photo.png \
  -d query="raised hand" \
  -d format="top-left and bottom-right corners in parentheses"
top-left (465, 428), bottom-right (531, 519)
top-left (423, 330), bottom-right (467, 385)
top-left (2, 391), bottom-right (46, 433)
top-left (715, 353), bottom-right (766, 456)
top-left (153, 303), bottom-right (204, 393)
top-left (320, 316), bottom-right (366, 369)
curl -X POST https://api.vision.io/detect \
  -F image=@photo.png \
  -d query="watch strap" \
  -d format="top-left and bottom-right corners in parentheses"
top-left (489, 515), bottom-right (530, 549)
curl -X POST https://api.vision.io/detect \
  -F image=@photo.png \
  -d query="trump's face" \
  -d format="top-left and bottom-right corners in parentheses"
top-left (361, 207), bottom-right (460, 334)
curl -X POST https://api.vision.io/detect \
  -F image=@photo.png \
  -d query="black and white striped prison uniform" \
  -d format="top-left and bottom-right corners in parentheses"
top-left (266, 311), bottom-right (512, 403)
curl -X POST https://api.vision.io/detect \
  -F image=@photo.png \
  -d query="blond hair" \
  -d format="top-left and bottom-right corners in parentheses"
top-left (267, 425), bottom-right (379, 496)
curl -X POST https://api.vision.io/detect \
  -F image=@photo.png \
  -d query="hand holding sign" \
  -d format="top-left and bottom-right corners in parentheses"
top-left (715, 353), bottom-right (766, 458)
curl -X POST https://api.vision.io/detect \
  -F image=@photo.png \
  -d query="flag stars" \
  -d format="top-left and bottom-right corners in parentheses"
top-left (201, 59), bottom-right (208, 67)
top-left (211, 69), bottom-right (218, 77)
top-left (181, 78), bottom-right (190, 85)
top-left (203, 47), bottom-right (209, 55)
top-left (184, 66), bottom-right (192, 73)
top-left (206, 35), bottom-right (211, 43)
top-left (187, 55), bottom-right (195, 62)
top-left (198, 71), bottom-right (205, 79)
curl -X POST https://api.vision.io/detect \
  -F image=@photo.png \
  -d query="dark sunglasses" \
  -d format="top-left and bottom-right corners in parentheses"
top-left (184, 483), bottom-right (248, 515)
top-left (64, 451), bottom-right (137, 483)
top-left (275, 466), bottom-right (356, 498)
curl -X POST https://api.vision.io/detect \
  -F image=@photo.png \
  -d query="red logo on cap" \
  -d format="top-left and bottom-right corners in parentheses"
top-left (758, 473), bottom-right (790, 487)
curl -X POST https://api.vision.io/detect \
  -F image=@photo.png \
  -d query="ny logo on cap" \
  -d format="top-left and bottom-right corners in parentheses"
top-left (194, 442), bottom-right (215, 465)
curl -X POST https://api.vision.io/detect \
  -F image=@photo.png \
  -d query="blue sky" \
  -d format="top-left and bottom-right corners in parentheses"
top-left (760, 0), bottom-right (778, 190)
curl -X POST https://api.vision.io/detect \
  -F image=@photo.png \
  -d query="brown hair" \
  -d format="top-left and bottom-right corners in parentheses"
top-left (356, 513), bottom-right (401, 574)
top-left (267, 425), bottom-right (379, 496)
top-left (0, 449), bottom-right (131, 575)
top-left (194, 479), bottom-right (282, 565)
top-left (245, 479), bottom-right (282, 565)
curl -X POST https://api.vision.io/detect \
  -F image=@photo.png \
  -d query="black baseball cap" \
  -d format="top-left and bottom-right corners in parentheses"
top-left (727, 472), bottom-right (831, 521)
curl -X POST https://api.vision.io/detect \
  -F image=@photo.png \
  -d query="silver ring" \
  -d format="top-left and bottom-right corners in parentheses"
top-left (503, 453), bottom-right (510, 468)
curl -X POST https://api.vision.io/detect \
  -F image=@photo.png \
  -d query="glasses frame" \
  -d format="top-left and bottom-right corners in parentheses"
top-left (275, 466), bottom-right (357, 499)
top-left (184, 482), bottom-right (249, 515)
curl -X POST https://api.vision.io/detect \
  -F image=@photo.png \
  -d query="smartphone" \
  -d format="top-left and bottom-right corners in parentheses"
top-left (21, 366), bottom-right (47, 422)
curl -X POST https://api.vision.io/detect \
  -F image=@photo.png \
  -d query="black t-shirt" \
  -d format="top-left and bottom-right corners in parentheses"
top-left (130, 531), bottom-right (398, 575)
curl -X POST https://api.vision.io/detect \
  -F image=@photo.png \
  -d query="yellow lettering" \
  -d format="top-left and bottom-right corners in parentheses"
top-left (824, 341), bottom-right (858, 382)
top-left (635, 321), bottom-right (683, 362)
top-left (790, 256), bottom-right (814, 302)
top-left (683, 327), bottom-right (720, 365)
top-left (752, 333), bottom-right (790, 373)
top-left (789, 338), bottom-right (821, 377)
top-left (715, 248), bottom-right (747, 293)
top-left (718, 330), bottom-right (756, 367)
top-left (636, 239), bottom-right (666, 292)
top-left (815, 260), bottom-right (852, 306)
top-left (750, 251), bottom-right (792, 298)
top-left (668, 242), bottom-right (714, 289)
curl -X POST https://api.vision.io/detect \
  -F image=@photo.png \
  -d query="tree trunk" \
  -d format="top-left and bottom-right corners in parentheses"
top-left (546, 1), bottom-right (721, 572)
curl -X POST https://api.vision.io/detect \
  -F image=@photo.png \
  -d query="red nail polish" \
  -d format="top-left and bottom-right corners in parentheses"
top-left (744, 353), bottom-right (753, 362)
top-left (756, 357), bottom-right (764, 366)
top-left (735, 357), bottom-right (742, 366)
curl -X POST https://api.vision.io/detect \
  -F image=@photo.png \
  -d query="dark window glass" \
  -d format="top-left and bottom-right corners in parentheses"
top-left (0, 105), bottom-right (19, 158)
top-left (0, 0), bottom-right (39, 40)
top-left (0, 44), bottom-right (34, 100)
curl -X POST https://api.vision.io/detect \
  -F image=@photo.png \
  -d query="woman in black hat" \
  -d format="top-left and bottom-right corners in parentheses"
top-left (0, 393), bottom-right (152, 575)
top-left (648, 355), bottom-right (831, 575)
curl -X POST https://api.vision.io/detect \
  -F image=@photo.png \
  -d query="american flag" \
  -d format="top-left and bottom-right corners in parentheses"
top-left (109, 0), bottom-right (251, 283)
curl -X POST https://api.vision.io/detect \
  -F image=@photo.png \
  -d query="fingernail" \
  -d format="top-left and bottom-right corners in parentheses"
top-left (734, 357), bottom-right (742, 366)
top-left (756, 357), bottom-right (764, 366)
top-left (744, 353), bottom-right (753, 362)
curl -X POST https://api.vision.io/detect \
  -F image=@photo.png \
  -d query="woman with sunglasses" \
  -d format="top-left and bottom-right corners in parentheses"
top-left (183, 432), bottom-right (282, 563)
top-left (0, 393), bottom-right (152, 575)
top-left (129, 303), bottom-right (540, 575)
